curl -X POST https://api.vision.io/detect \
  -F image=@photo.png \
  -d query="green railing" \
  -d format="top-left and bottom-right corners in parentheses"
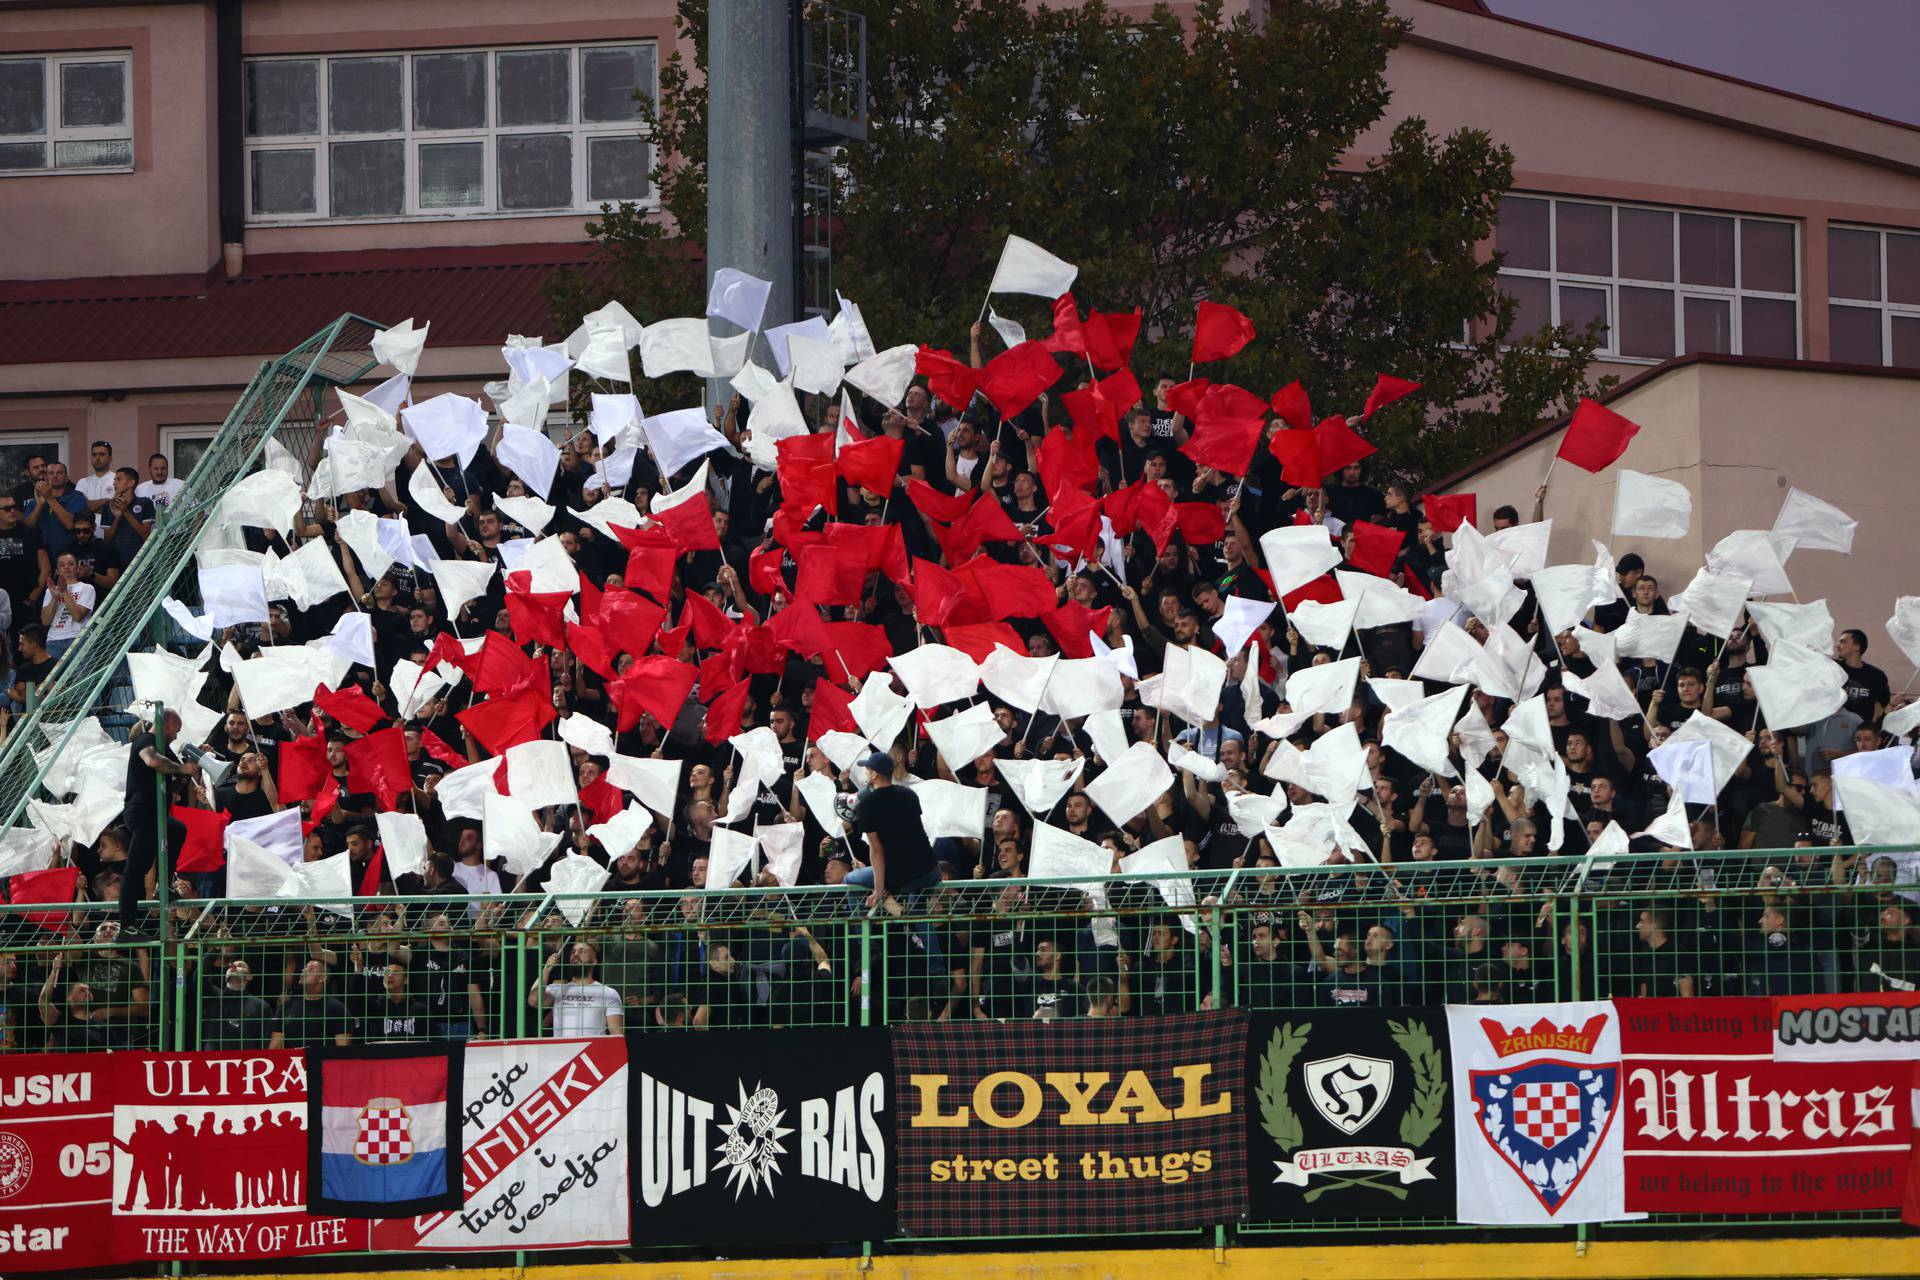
top-left (4, 845), bottom-right (1914, 1253)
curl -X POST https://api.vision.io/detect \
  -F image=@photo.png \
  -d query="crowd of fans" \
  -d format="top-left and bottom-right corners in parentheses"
top-left (0, 309), bottom-right (1915, 1053)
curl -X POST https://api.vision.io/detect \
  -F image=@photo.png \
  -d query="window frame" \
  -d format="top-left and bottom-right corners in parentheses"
top-left (1494, 195), bottom-right (1801, 364)
top-left (158, 424), bottom-right (219, 483)
top-left (1826, 222), bottom-right (1920, 368)
top-left (242, 41), bottom-right (656, 226)
top-left (0, 51), bottom-right (134, 177)
top-left (0, 432), bottom-right (68, 501)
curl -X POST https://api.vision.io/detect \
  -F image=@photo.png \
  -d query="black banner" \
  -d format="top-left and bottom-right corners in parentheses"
top-left (1245, 1011), bottom-right (1454, 1221)
top-left (626, 1028), bottom-right (894, 1246)
top-left (892, 1011), bottom-right (1248, 1238)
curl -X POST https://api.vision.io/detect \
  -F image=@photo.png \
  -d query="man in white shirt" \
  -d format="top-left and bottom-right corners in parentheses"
top-left (528, 941), bottom-right (626, 1036)
top-left (135, 452), bottom-right (184, 513)
top-left (73, 440), bottom-right (117, 533)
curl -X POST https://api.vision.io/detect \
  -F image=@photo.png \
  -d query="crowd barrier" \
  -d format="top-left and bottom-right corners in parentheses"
top-left (1, 846), bottom-right (1917, 1272)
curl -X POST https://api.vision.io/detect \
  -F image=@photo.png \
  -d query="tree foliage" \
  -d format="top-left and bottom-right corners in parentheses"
top-left (551, 0), bottom-right (1612, 486)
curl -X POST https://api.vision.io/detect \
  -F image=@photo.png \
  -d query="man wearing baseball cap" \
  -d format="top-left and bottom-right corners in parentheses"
top-left (843, 751), bottom-right (942, 910)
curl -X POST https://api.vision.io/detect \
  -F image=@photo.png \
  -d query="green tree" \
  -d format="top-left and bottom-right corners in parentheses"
top-left (551, 0), bottom-right (1612, 487)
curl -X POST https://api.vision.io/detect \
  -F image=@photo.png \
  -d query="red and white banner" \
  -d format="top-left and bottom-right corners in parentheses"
top-left (110, 1051), bottom-right (369, 1261)
top-left (0, 1055), bottom-right (116, 1272)
top-left (371, 1037), bottom-right (629, 1252)
top-left (1618, 998), bottom-right (1912, 1213)
top-left (1770, 991), bottom-right (1920, 1063)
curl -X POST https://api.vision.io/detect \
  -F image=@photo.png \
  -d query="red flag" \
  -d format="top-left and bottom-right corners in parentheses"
top-left (5, 867), bottom-right (79, 932)
top-left (946, 492), bottom-right (1024, 563)
top-left (728, 623), bottom-right (788, 676)
top-left (778, 432), bottom-right (838, 520)
top-left (1401, 567), bottom-right (1432, 600)
top-left (579, 776), bottom-right (624, 827)
top-left (907, 557), bottom-right (971, 627)
top-left (769, 506), bottom-right (826, 552)
top-left (916, 345), bottom-right (981, 408)
top-left (357, 843), bottom-right (387, 897)
top-left (1347, 520), bottom-right (1404, 577)
top-left (1175, 502), bottom-right (1226, 546)
top-left (836, 433), bottom-right (904, 494)
top-left (1059, 386), bottom-right (1118, 444)
top-left (1191, 300), bottom-right (1256, 362)
top-left (310, 684), bottom-right (387, 734)
top-left (1042, 293), bottom-right (1088, 356)
top-left (609, 656), bottom-right (697, 733)
top-left (654, 492), bottom-right (722, 551)
top-left (940, 621), bottom-right (1025, 663)
top-left (680, 590), bottom-right (739, 651)
top-left (1268, 428), bottom-right (1322, 487)
top-left (458, 686), bottom-right (557, 754)
top-left (1312, 415), bottom-right (1375, 476)
top-left (748, 546), bottom-right (789, 598)
top-left (979, 341), bottom-right (1062, 418)
top-left (588, 588), bottom-right (665, 653)
top-left (906, 479), bottom-right (975, 524)
top-left (1180, 412), bottom-right (1263, 476)
top-left (345, 725), bottom-right (413, 810)
top-left (1038, 426), bottom-right (1100, 498)
top-left (1039, 487), bottom-right (1102, 563)
top-left (1167, 378), bottom-right (1211, 419)
top-left (1270, 380), bottom-right (1313, 432)
top-left (953, 556), bottom-right (1059, 619)
top-left (504, 588), bottom-right (570, 650)
top-left (1100, 366), bottom-right (1143, 416)
top-left (821, 621), bottom-right (893, 684)
top-left (1040, 601), bottom-right (1113, 659)
top-left (171, 805), bottom-right (232, 874)
top-left (794, 542), bottom-right (871, 607)
top-left (703, 677), bottom-right (753, 745)
top-left (767, 599), bottom-right (831, 658)
top-left (1282, 574), bottom-right (1343, 611)
top-left (1133, 481), bottom-right (1179, 553)
top-left (568, 621), bottom-right (621, 680)
top-left (277, 732), bottom-right (332, 804)
top-left (1558, 398), bottom-right (1640, 472)
top-left (613, 523), bottom-right (679, 603)
top-left (1421, 492), bottom-right (1477, 534)
top-left (1361, 373), bottom-right (1422, 418)
top-left (825, 521), bottom-right (909, 584)
top-left (809, 676), bottom-right (859, 738)
top-left (1085, 308), bottom-right (1142, 372)
top-left (421, 729), bottom-right (467, 769)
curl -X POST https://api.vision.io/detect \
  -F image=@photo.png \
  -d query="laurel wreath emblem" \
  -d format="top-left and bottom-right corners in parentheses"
top-left (1256, 1022), bottom-right (1311, 1154)
top-left (1389, 1017), bottom-right (1447, 1148)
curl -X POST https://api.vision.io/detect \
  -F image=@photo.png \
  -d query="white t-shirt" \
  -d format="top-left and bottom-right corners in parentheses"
top-left (73, 473), bottom-right (115, 531)
top-left (41, 580), bottom-right (94, 642)
top-left (543, 981), bottom-right (624, 1035)
top-left (451, 861), bottom-right (501, 896)
top-left (136, 477), bottom-right (184, 512)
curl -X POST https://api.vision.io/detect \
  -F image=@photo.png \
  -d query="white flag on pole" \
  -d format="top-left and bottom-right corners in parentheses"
top-left (1612, 469), bottom-right (1692, 539)
top-left (988, 234), bottom-right (1079, 298)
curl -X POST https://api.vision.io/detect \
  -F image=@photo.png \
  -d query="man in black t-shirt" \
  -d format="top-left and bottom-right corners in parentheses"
top-left (1837, 628), bottom-right (1890, 725)
top-left (0, 496), bottom-right (46, 635)
top-left (280, 960), bottom-right (352, 1047)
top-left (844, 752), bottom-right (940, 908)
top-left (202, 960), bottom-right (282, 1049)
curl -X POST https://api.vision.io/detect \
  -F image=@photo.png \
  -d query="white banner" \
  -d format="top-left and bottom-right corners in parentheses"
top-left (373, 1038), bottom-right (629, 1252)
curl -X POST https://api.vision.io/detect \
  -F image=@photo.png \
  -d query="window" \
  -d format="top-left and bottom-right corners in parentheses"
top-left (0, 53), bottom-right (133, 174)
top-left (1827, 224), bottom-right (1920, 368)
top-left (0, 434), bottom-right (65, 499)
top-left (243, 42), bottom-right (654, 223)
top-left (159, 425), bottom-right (216, 482)
top-left (1493, 196), bottom-right (1800, 362)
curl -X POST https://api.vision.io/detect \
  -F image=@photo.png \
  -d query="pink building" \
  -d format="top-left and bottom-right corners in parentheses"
top-left (1, 0), bottom-right (1916, 507)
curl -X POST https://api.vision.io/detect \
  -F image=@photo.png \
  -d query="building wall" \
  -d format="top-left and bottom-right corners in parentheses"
top-left (1441, 360), bottom-right (1920, 683)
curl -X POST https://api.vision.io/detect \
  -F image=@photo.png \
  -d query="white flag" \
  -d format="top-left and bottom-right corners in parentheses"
top-left (1612, 469), bottom-right (1691, 539)
top-left (642, 407), bottom-right (730, 477)
top-left (1888, 597), bottom-right (1920, 670)
top-left (606, 755), bottom-right (683, 819)
top-left (849, 677), bottom-right (912, 750)
top-left (1334, 570), bottom-right (1426, 630)
top-left (199, 564), bottom-right (270, 628)
top-left (1667, 568), bottom-right (1750, 639)
top-left (1746, 642), bottom-right (1848, 730)
top-left (407, 460), bottom-right (470, 523)
top-left (496, 424), bottom-right (561, 500)
top-left (987, 234), bottom-right (1079, 298)
top-left (1561, 659), bottom-right (1644, 723)
top-left (981, 648), bottom-right (1057, 713)
top-left (1745, 599), bottom-right (1835, 657)
top-left (705, 825), bottom-right (758, 889)
top-left (887, 645), bottom-right (981, 707)
top-left (1833, 776), bottom-right (1920, 846)
top-left (1530, 541), bottom-right (1621, 637)
top-left (905, 778), bottom-right (988, 841)
top-left (375, 811), bottom-right (430, 880)
top-left (547, 855), bottom-right (611, 925)
top-left (372, 317), bottom-right (428, 376)
top-left (424, 558), bottom-right (497, 621)
top-left (1083, 741), bottom-right (1173, 828)
top-left (1038, 656), bottom-right (1125, 720)
top-left (1706, 529), bottom-right (1793, 598)
top-left (707, 267), bottom-right (774, 332)
top-left (504, 739), bottom-right (578, 810)
top-left (1027, 822), bottom-right (1111, 894)
top-left (1382, 684), bottom-right (1467, 778)
top-left (1258, 526), bottom-right (1340, 599)
top-left (1411, 620), bottom-right (1483, 686)
top-left (1484, 519), bottom-right (1552, 579)
top-left (829, 292), bottom-right (878, 363)
top-left (640, 317), bottom-right (718, 379)
top-left (402, 394), bottom-right (489, 467)
top-left (843, 344), bottom-right (919, 408)
top-left (1212, 596), bottom-right (1276, 658)
top-left (1614, 609), bottom-right (1689, 663)
top-left (216, 470), bottom-right (303, 536)
top-left (1160, 644), bottom-right (1228, 726)
top-left (923, 702), bottom-right (1005, 771)
top-left (1772, 486), bottom-right (1856, 555)
top-left (786, 332), bottom-right (846, 396)
top-left (1292, 597), bottom-right (1358, 651)
top-left (986, 307), bottom-right (1027, 349)
top-left (999, 758), bottom-right (1085, 815)
top-left (1649, 734), bottom-right (1718, 804)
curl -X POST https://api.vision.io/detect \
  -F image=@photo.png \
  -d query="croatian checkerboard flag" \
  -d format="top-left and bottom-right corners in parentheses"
top-left (307, 1043), bottom-right (464, 1217)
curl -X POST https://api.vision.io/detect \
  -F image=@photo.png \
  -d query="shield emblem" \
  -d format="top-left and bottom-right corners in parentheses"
top-left (1303, 1054), bottom-right (1393, 1134)
top-left (353, 1097), bottom-right (416, 1166)
top-left (1468, 1061), bottom-right (1619, 1214)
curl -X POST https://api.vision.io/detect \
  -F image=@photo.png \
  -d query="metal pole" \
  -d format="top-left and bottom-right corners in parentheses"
top-left (154, 701), bottom-right (172, 941)
top-left (706, 0), bottom-right (796, 407)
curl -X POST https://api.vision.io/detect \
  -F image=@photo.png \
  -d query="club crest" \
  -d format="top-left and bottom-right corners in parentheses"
top-left (1302, 1055), bottom-right (1393, 1134)
top-left (1467, 1060), bottom-right (1618, 1214)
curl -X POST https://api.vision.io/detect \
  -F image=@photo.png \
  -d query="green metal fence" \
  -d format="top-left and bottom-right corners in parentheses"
top-left (3, 845), bottom-right (1915, 1252)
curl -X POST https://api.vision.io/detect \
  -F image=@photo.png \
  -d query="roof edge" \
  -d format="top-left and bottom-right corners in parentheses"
top-left (1429, 353), bottom-right (1920, 493)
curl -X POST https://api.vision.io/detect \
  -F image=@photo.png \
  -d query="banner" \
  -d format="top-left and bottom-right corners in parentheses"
top-left (1246, 1011), bottom-right (1453, 1221)
top-left (370, 1038), bottom-right (629, 1252)
top-left (110, 1051), bottom-right (369, 1262)
top-left (1769, 991), bottom-right (1920, 1062)
top-left (1619, 997), bottom-right (1911, 1213)
top-left (1447, 1001), bottom-right (1637, 1224)
top-left (0, 1055), bottom-right (116, 1272)
top-left (893, 1012), bottom-right (1247, 1238)
top-left (306, 1042), bottom-right (464, 1217)
top-left (627, 1028), bottom-right (893, 1245)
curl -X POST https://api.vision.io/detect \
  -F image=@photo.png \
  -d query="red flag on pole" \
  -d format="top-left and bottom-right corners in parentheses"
top-left (1361, 373), bottom-right (1423, 419)
top-left (1312, 415), bottom-right (1376, 476)
top-left (171, 805), bottom-right (232, 874)
top-left (1269, 380), bottom-right (1313, 432)
top-left (916, 346), bottom-right (981, 408)
top-left (1267, 428), bottom-right (1322, 487)
top-left (310, 684), bottom-right (387, 734)
top-left (1557, 398), bottom-right (1641, 472)
top-left (836, 434), bottom-right (904, 494)
top-left (979, 341), bottom-right (1063, 418)
top-left (703, 677), bottom-right (753, 745)
top-left (278, 732), bottom-right (332, 804)
top-left (809, 677), bottom-right (860, 737)
top-left (1347, 520), bottom-right (1404, 577)
top-left (345, 725), bottom-right (413, 810)
top-left (1421, 492), bottom-right (1478, 534)
top-left (1191, 300), bottom-right (1256, 362)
